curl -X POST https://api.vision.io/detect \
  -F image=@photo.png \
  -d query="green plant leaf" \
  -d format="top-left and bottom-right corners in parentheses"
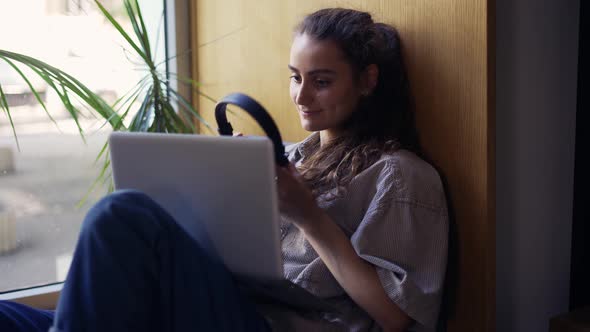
top-left (111, 74), bottom-right (150, 110)
top-left (167, 88), bottom-right (214, 134)
top-left (129, 87), bottom-right (154, 132)
top-left (167, 72), bottom-right (218, 104)
top-left (94, 141), bottom-right (109, 165)
top-left (94, 0), bottom-right (148, 63)
top-left (0, 84), bottom-right (20, 150)
top-left (161, 100), bottom-right (190, 133)
top-left (78, 154), bottom-right (111, 208)
top-left (128, 0), bottom-right (153, 64)
top-left (1, 58), bottom-right (60, 130)
top-left (0, 50), bottom-right (122, 129)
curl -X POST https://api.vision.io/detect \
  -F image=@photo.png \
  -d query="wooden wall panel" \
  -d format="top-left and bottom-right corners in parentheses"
top-left (191, 1), bottom-right (494, 331)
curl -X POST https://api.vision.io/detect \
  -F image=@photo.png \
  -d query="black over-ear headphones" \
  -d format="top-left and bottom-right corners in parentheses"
top-left (214, 93), bottom-right (289, 167)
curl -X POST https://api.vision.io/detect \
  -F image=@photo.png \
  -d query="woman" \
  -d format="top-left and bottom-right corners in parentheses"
top-left (0, 8), bottom-right (448, 332)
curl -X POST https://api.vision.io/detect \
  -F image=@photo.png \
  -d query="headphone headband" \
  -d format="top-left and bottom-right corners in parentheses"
top-left (214, 93), bottom-right (289, 166)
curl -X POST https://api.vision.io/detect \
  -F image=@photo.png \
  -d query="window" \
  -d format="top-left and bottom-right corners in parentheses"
top-left (0, 0), bottom-right (170, 293)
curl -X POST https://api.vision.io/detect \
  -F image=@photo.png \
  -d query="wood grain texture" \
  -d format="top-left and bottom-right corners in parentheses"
top-left (191, 1), bottom-right (494, 331)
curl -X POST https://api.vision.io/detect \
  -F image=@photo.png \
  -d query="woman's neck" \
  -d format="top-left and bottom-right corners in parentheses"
top-left (319, 129), bottom-right (345, 147)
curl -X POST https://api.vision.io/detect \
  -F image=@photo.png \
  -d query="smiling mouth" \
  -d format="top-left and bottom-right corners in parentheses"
top-left (299, 109), bottom-right (321, 115)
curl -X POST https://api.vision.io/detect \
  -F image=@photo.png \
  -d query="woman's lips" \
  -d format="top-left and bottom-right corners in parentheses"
top-left (299, 109), bottom-right (322, 117)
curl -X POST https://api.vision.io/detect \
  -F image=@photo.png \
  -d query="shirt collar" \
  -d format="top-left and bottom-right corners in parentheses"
top-left (296, 132), bottom-right (320, 159)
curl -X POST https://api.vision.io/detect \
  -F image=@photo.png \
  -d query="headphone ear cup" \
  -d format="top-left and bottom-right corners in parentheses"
top-left (215, 103), bottom-right (234, 136)
top-left (215, 93), bottom-right (289, 167)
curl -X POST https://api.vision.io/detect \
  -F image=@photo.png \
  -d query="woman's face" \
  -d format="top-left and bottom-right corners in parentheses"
top-left (289, 33), bottom-right (363, 141)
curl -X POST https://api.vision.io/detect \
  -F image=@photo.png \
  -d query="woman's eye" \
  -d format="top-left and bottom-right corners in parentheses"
top-left (290, 75), bottom-right (301, 83)
top-left (315, 79), bottom-right (331, 88)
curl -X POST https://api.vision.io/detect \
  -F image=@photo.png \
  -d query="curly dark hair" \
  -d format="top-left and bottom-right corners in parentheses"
top-left (294, 8), bottom-right (421, 199)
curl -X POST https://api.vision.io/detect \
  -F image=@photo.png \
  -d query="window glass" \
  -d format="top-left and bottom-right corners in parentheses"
top-left (0, 0), bottom-right (165, 292)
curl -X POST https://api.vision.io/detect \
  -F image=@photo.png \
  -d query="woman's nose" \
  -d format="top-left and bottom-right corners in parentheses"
top-left (295, 82), bottom-right (313, 106)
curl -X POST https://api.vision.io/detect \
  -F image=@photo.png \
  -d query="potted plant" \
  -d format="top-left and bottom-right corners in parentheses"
top-left (0, 0), bottom-right (212, 194)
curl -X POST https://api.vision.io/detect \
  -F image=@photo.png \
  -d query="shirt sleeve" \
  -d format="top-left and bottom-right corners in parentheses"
top-left (349, 158), bottom-right (448, 329)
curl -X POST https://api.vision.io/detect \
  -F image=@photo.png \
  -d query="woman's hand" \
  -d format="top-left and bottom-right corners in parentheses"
top-left (275, 164), bottom-right (324, 231)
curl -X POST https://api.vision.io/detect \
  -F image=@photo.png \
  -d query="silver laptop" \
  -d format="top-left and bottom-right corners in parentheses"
top-left (109, 131), bottom-right (282, 280)
top-left (109, 132), bottom-right (338, 312)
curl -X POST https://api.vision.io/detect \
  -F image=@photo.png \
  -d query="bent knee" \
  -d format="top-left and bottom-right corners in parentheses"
top-left (81, 190), bottom-right (163, 236)
top-left (104, 189), bottom-right (155, 206)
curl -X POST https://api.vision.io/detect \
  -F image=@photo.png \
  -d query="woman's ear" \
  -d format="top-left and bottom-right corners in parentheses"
top-left (362, 64), bottom-right (379, 95)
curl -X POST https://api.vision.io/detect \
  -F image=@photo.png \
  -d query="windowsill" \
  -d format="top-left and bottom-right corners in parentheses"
top-left (0, 283), bottom-right (61, 310)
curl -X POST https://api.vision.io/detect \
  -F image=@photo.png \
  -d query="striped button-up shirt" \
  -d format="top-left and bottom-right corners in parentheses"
top-left (262, 133), bottom-right (448, 332)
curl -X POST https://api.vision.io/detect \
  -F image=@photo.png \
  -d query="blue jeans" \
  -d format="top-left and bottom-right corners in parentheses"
top-left (0, 190), bottom-right (270, 332)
